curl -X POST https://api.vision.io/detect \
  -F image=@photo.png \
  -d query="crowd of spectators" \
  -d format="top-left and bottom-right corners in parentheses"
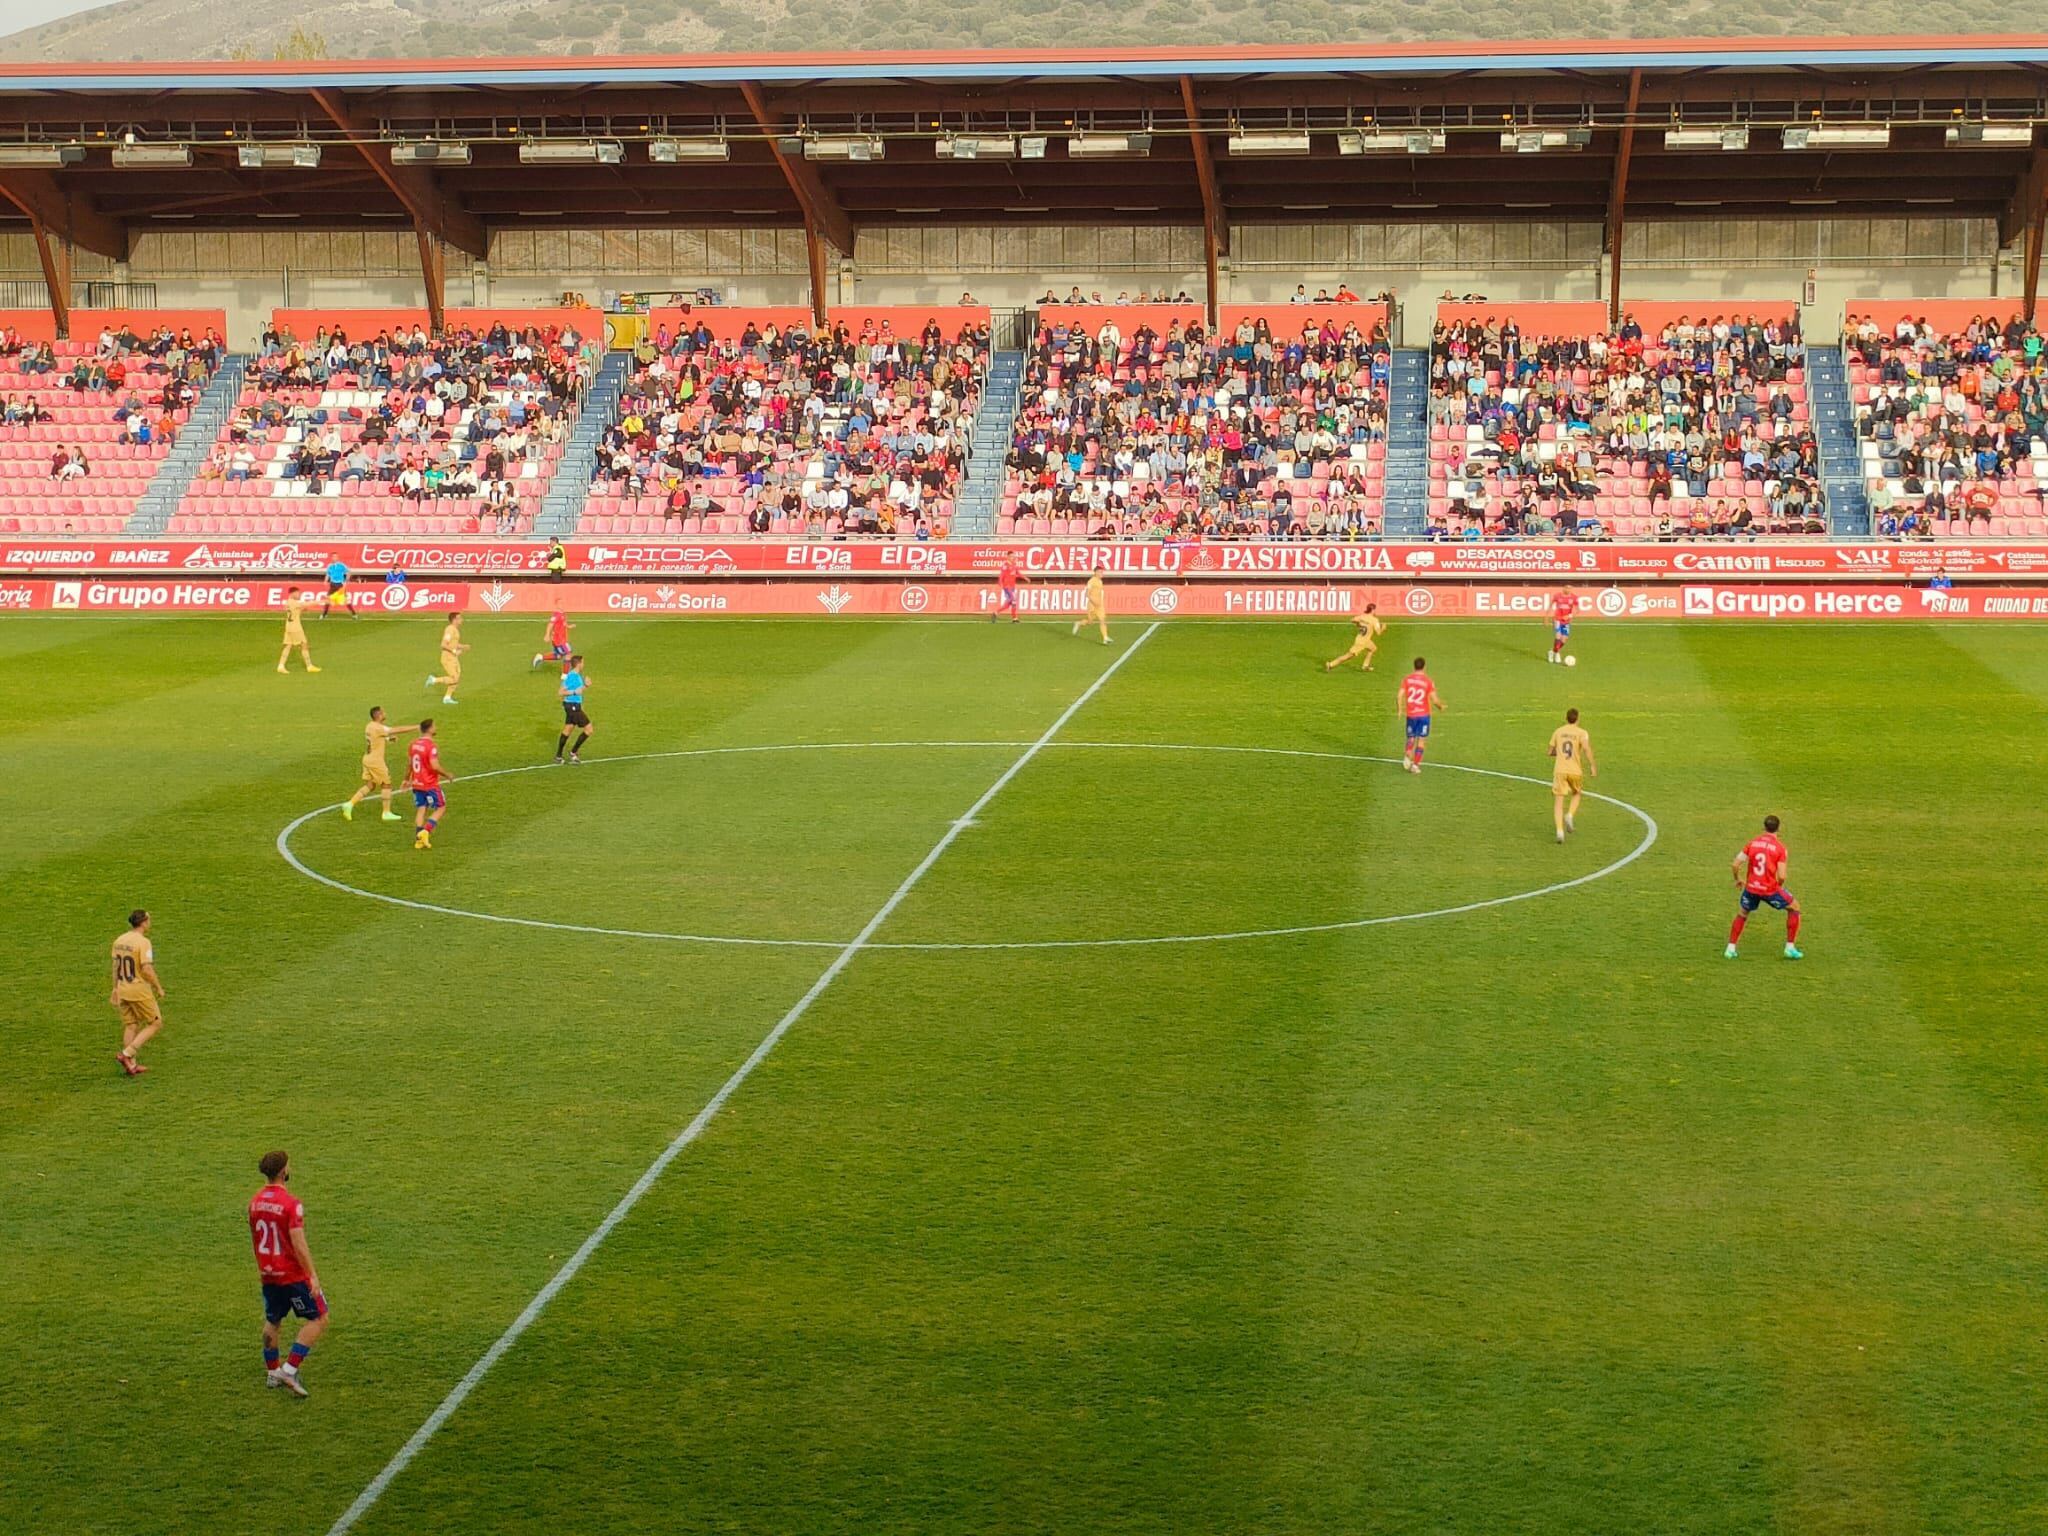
top-left (1005, 312), bottom-right (1391, 539)
top-left (202, 321), bottom-right (593, 528)
top-left (592, 315), bottom-right (987, 538)
top-left (1845, 311), bottom-right (2046, 537)
top-left (1428, 312), bottom-right (1824, 538)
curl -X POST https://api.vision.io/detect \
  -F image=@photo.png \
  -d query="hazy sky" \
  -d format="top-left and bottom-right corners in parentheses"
top-left (0, 0), bottom-right (118, 35)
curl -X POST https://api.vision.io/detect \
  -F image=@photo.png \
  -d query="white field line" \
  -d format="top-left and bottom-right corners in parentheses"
top-left (281, 742), bottom-right (1659, 953)
top-left (321, 621), bottom-right (1160, 1535)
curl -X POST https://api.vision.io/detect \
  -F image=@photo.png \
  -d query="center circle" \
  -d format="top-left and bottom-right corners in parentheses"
top-left (278, 742), bottom-right (1658, 950)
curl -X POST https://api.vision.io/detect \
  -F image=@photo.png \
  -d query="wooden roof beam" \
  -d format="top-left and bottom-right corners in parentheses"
top-left (0, 168), bottom-right (126, 261)
top-left (739, 79), bottom-right (855, 254)
top-left (308, 86), bottom-right (487, 258)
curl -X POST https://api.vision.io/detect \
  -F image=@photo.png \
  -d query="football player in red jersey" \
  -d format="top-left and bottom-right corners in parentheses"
top-left (1548, 589), bottom-right (1580, 664)
top-left (1398, 658), bottom-right (1443, 774)
top-left (249, 1149), bottom-right (328, 1398)
top-left (405, 719), bottom-right (446, 851)
top-left (1727, 813), bottom-right (1803, 960)
top-left (992, 556), bottom-right (1023, 623)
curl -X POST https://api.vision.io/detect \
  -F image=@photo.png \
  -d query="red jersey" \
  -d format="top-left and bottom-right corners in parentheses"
top-left (1400, 670), bottom-right (1437, 718)
top-left (408, 736), bottom-right (442, 790)
top-left (1553, 591), bottom-right (1580, 623)
top-left (546, 612), bottom-right (568, 645)
top-left (998, 559), bottom-right (1020, 589)
top-left (248, 1182), bottom-right (309, 1284)
top-left (1740, 833), bottom-right (1788, 895)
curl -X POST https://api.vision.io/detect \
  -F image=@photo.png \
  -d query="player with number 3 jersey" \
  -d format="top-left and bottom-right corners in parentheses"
top-left (1727, 814), bottom-right (1803, 960)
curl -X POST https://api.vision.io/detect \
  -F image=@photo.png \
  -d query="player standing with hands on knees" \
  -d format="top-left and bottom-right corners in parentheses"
top-left (1728, 814), bottom-right (1804, 960)
top-left (249, 1150), bottom-right (328, 1398)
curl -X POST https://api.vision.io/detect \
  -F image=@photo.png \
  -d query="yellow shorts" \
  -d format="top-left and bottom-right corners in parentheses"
top-left (439, 653), bottom-right (461, 680)
top-left (116, 993), bottom-right (161, 1028)
top-left (361, 759), bottom-right (391, 789)
top-left (284, 625), bottom-right (306, 645)
top-left (1085, 605), bottom-right (1106, 623)
top-left (1554, 772), bottom-right (1583, 795)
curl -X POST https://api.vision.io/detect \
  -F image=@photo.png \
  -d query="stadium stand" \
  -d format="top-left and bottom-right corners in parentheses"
top-left (1002, 304), bottom-right (1392, 539)
top-left (0, 313), bottom-right (224, 536)
top-left (1843, 301), bottom-right (2048, 539)
top-left (579, 307), bottom-right (990, 539)
top-left (164, 310), bottom-right (600, 539)
top-left (1428, 302), bottom-right (1821, 540)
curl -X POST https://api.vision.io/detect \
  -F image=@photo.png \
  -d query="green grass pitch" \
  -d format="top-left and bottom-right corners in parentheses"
top-left (5, 612), bottom-right (2048, 1534)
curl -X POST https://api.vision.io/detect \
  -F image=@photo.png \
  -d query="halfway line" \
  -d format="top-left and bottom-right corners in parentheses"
top-left (323, 621), bottom-right (1161, 1534)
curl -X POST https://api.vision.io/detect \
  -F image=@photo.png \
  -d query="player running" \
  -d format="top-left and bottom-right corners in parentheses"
top-left (110, 908), bottom-right (165, 1077)
top-left (1398, 657), bottom-right (1442, 774)
top-left (249, 1150), bottom-right (328, 1399)
top-left (1547, 707), bottom-right (1596, 842)
top-left (991, 555), bottom-right (1023, 623)
top-left (1324, 603), bottom-right (1385, 672)
top-left (1072, 570), bottom-right (1110, 645)
top-left (530, 608), bottom-right (573, 672)
top-left (1727, 814), bottom-right (1803, 960)
top-left (1548, 589), bottom-right (1580, 664)
top-left (276, 587), bottom-right (320, 674)
top-left (321, 559), bottom-right (356, 619)
top-left (406, 719), bottom-right (446, 850)
top-left (341, 706), bottom-right (417, 823)
top-left (426, 613), bottom-right (468, 705)
top-left (554, 655), bottom-right (594, 764)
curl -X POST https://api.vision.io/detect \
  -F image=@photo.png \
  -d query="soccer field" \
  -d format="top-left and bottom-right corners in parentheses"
top-left (7, 611), bottom-right (2048, 1534)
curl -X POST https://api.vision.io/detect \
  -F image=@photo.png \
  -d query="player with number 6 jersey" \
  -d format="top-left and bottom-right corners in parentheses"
top-left (1727, 814), bottom-right (1803, 960)
top-left (248, 1149), bottom-right (327, 1398)
top-left (407, 720), bottom-right (446, 851)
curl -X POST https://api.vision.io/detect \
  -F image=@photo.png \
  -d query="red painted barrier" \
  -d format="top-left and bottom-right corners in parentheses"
top-left (1434, 301), bottom-right (1609, 336)
top-left (1221, 302), bottom-right (1392, 337)
top-left (1842, 299), bottom-right (2031, 334)
top-left (0, 308), bottom-right (228, 345)
top-left (268, 307), bottom-right (604, 341)
top-left (643, 306), bottom-right (993, 346)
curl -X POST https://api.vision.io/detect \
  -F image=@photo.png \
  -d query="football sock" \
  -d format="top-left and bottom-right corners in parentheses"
top-left (288, 1341), bottom-right (311, 1367)
top-left (1786, 911), bottom-right (1801, 943)
top-left (426, 817), bottom-right (439, 832)
top-left (1728, 913), bottom-right (1748, 944)
top-left (571, 732), bottom-right (588, 753)
top-left (264, 1346), bottom-right (280, 1370)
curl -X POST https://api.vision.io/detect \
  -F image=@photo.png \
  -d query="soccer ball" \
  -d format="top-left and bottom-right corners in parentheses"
top-left (1564, 655), bottom-right (1578, 668)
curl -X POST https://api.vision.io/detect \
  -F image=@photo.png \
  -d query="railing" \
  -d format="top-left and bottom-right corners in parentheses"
top-left (0, 280), bottom-right (160, 310)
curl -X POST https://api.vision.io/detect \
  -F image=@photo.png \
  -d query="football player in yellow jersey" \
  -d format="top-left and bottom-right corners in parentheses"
top-left (341, 705), bottom-right (419, 823)
top-left (1071, 570), bottom-right (1110, 645)
top-left (426, 613), bottom-right (468, 705)
top-left (1324, 603), bottom-right (1384, 672)
top-left (1547, 707), bottom-right (1596, 842)
top-left (276, 587), bottom-right (321, 674)
top-left (110, 909), bottom-right (165, 1077)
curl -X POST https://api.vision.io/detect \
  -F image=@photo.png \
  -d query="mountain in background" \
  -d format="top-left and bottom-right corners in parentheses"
top-left (1, 0), bottom-right (2042, 61)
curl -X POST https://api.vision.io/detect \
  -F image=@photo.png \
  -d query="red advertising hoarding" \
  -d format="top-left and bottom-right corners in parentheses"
top-left (8, 538), bottom-right (2048, 582)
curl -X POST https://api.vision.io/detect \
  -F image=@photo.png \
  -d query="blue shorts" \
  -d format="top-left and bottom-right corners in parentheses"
top-left (413, 787), bottom-right (445, 810)
top-left (550, 643), bottom-right (570, 660)
top-left (1555, 621), bottom-right (1572, 640)
top-left (999, 586), bottom-right (1018, 607)
top-left (261, 1281), bottom-right (327, 1325)
top-left (1405, 715), bottom-right (1431, 739)
top-left (1738, 887), bottom-right (1795, 913)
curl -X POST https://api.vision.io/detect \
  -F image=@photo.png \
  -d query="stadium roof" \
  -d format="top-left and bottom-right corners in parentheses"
top-left (0, 36), bottom-right (2043, 328)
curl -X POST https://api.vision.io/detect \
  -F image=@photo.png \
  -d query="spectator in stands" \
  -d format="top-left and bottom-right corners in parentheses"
top-left (49, 444), bottom-right (88, 481)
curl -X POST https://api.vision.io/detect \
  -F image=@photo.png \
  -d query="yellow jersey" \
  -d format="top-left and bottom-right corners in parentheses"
top-left (1549, 723), bottom-right (1591, 779)
top-left (363, 718), bottom-right (395, 769)
top-left (283, 596), bottom-right (308, 633)
top-left (1355, 612), bottom-right (1384, 639)
top-left (110, 929), bottom-right (154, 1002)
top-left (1084, 572), bottom-right (1105, 609)
top-left (439, 622), bottom-right (462, 653)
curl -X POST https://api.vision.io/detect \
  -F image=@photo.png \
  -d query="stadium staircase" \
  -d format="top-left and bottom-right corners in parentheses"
top-left (125, 353), bottom-right (250, 535)
top-left (535, 350), bottom-right (633, 540)
top-left (1806, 343), bottom-right (1870, 536)
top-left (1381, 348), bottom-right (1431, 536)
top-left (950, 348), bottom-right (1025, 537)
